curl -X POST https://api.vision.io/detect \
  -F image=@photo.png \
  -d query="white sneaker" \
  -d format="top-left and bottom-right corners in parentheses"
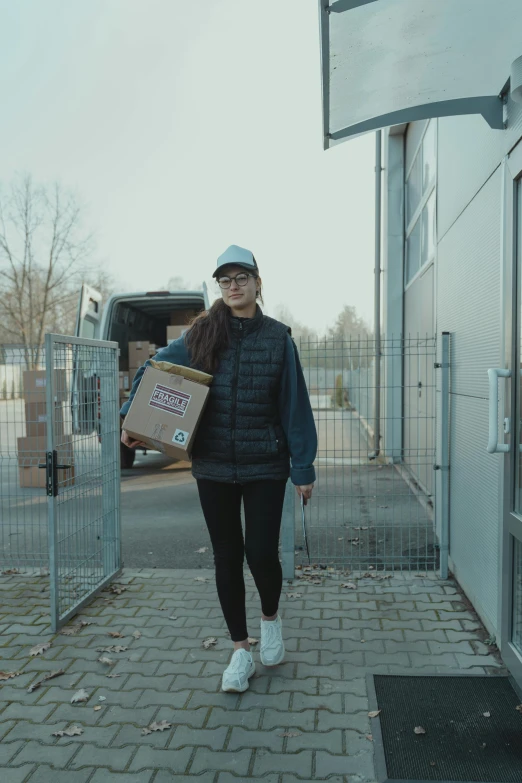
top-left (260, 614), bottom-right (285, 666)
top-left (221, 648), bottom-right (256, 693)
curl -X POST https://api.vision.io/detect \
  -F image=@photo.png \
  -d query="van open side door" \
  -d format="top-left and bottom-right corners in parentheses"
top-left (72, 284), bottom-right (104, 434)
top-left (75, 284), bottom-right (103, 339)
top-left (202, 281), bottom-right (210, 310)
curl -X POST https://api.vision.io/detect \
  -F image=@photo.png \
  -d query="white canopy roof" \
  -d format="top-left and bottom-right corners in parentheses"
top-left (319, 0), bottom-right (522, 148)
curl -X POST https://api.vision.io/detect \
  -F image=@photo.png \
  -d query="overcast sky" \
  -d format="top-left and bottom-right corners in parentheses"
top-left (0, 0), bottom-right (375, 334)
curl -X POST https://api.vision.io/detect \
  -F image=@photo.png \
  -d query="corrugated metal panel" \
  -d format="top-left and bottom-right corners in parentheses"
top-left (437, 166), bottom-right (502, 399)
top-left (438, 97), bottom-right (522, 241)
top-left (506, 95), bottom-right (522, 152)
top-left (449, 393), bottom-right (500, 632)
top-left (437, 166), bottom-right (502, 634)
top-left (438, 114), bottom-right (505, 240)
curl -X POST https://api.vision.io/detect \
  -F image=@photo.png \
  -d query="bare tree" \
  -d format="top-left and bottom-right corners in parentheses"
top-left (0, 175), bottom-right (98, 368)
top-left (273, 304), bottom-right (320, 342)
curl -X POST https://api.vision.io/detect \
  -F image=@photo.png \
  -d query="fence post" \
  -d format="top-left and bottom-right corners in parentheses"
top-left (439, 332), bottom-right (450, 579)
top-left (281, 478), bottom-right (295, 580)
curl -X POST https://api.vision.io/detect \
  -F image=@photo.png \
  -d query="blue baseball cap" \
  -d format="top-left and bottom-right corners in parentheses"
top-left (212, 244), bottom-right (259, 279)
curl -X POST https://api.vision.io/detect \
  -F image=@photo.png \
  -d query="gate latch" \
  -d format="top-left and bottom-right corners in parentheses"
top-left (38, 451), bottom-right (72, 497)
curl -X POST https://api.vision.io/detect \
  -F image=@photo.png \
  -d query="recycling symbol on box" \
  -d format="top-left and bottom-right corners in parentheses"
top-left (173, 429), bottom-right (189, 445)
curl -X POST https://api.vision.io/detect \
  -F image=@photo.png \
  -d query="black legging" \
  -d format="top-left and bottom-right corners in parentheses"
top-left (196, 478), bottom-right (287, 642)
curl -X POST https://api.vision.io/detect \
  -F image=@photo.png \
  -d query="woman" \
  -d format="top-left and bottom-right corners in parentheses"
top-left (121, 244), bottom-right (317, 693)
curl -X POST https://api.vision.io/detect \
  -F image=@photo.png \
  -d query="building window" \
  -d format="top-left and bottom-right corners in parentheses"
top-left (405, 120), bottom-right (436, 287)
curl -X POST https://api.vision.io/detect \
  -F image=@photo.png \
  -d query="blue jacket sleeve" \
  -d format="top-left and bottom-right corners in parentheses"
top-left (120, 336), bottom-right (191, 418)
top-left (278, 334), bottom-right (317, 486)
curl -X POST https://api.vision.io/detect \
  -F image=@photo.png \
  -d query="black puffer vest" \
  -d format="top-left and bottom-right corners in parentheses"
top-left (191, 305), bottom-right (291, 483)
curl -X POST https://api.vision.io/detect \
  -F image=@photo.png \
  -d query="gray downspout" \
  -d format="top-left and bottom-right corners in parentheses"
top-left (370, 130), bottom-right (382, 460)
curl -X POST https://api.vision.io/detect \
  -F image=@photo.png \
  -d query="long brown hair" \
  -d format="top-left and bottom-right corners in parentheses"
top-left (186, 279), bottom-right (264, 373)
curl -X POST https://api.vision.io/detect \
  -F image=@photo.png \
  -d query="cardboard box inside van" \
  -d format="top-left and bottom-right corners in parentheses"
top-left (122, 367), bottom-right (210, 460)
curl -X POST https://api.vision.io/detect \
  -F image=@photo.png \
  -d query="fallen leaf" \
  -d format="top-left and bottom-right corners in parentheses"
top-left (483, 711), bottom-right (491, 717)
top-left (142, 720), bottom-right (171, 735)
top-left (195, 547), bottom-right (208, 553)
top-left (132, 631), bottom-right (141, 640)
top-left (94, 706), bottom-right (102, 711)
top-left (27, 669), bottom-right (65, 693)
top-left (106, 674), bottom-right (121, 679)
top-left (98, 696), bottom-right (106, 701)
top-left (0, 671), bottom-right (22, 681)
top-left (248, 637), bottom-right (259, 646)
top-left (286, 592), bottom-right (302, 598)
top-left (337, 537), bottom-right (344, 541)
top-left (194, 576), bottom-right (209, 582)
top-left (30, 641), bottom-right (51, 657)
top-left (1, 568), bottom-right (20, 575)
top-left (98, 657), bottom-right (114, 665)
top-left (96, 646), bottom-right (128, 653)
top-left (107, 584), bottom-right (127, 595)
top-left (202, 637), bottom-right (218, 649)
top-left (368, 710), bottom-right (381, 718)
top-left (279, 731), bottom-right (301, 737)
top-left (108, 632), bottom-right (124, 638)
top-left (168, 616), bottom-right (178, 620)
top-left (366, 734), bottom-right (373, 741)
top-left (71, 688), bottom-right (89, 704)
top-left (53, 725), bottom-right (83, 738)
top-left (341, 582), bottom-right (357, 590)
top-left (60, 621), bottom-right (93, 636)
top-left (414, 726), bottom-right (426, 735)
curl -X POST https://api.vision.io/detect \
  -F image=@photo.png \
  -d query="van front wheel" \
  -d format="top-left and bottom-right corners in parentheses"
top-left (120, 441), bottom-right (136, 469)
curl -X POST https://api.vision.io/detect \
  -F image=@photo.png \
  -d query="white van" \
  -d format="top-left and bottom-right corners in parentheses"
top-left (74, 283), bottom-right (209, 468)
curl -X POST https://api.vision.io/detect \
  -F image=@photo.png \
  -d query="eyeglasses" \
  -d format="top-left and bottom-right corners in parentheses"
top-left (217, 273), bottom-right (256, 289)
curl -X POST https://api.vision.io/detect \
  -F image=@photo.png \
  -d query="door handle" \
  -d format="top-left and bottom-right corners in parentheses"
top-left (487, 368), bottom-right (511, 453)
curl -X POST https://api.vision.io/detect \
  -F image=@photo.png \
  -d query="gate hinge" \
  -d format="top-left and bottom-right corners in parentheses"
top-left (434, 362), bottom-right (450, 369)
top-left (433, 464), bottom-right (450, 471)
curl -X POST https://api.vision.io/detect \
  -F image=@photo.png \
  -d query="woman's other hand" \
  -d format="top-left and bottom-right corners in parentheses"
top-left (296, 483), bottom-right (314, 505)
top-left (121, 429), bottom-right (147, 449)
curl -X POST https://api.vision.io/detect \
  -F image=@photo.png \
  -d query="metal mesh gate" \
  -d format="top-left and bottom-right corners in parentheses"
top-left (0, 344), bottom-right (51, 572)
top-left (0, 335), bottom-right (121, 629)
top-left (47, 334), bottom-right (121, 630)
top-left (294, 334), bottom-right (438, 573)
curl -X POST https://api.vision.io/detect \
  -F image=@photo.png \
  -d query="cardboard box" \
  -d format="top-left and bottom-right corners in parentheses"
top-left (167, 325), bottom-right (188, 342)
top-left (122, 367), bottom-right (210, 460)
top-left (128, 341), bottom-right (157, 369)
top-left (25, 402), bottom-right (64, 438)
top-left (17, 435), bottom-right (75, 488)
top-left (170, 309), bottom-right (198, 325)
top-left (17, 435), bottom-right (74, 462)
top-left (119, 371), bottom-right (131, 391)
top-left (19, 465), bottom-right (75, 489)
top-left (23, 370), bottom-right (67, 403)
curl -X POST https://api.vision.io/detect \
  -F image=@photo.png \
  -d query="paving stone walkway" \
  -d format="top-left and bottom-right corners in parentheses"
top-left (0, 567), bottom-right (507, 782)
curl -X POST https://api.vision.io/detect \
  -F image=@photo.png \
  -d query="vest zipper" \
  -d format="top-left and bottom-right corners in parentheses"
top-left (231, 321), bottom-right (243, 481)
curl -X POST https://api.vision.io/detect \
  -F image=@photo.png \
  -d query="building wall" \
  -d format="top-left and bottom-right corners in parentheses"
top-left (384, 96), bottom-right (522, 639)
top-left (437, 163), bottom-right (503, 633)
top-left (432, 97), bottom-right (522, 635)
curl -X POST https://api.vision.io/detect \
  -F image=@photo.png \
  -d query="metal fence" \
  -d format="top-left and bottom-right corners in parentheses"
top-left (1, 346), bottom-right (53, 572)
top-left (288, 335), bottom-right (439, 574)
top-left (0, 335), bottom-right (121, 630)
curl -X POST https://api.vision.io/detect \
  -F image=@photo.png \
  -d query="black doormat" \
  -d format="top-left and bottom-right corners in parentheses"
top-left (367, 673), bottom-right (522, 783)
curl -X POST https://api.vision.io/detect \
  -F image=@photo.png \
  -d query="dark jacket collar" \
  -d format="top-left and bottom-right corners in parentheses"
top-left (229, 304), bottom-right (264, 335)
